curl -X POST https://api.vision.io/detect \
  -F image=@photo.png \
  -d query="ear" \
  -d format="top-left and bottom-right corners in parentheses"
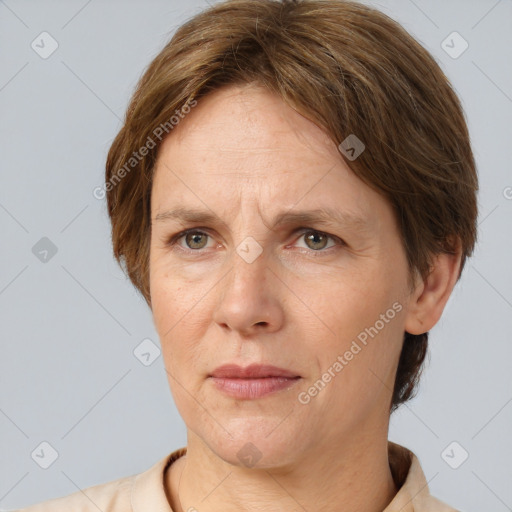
top-left (404, 245), bottom-right (462, 335)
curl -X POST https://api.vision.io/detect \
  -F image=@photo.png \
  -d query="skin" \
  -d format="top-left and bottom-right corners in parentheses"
top-left (149, 83), bottom-right (461, 512)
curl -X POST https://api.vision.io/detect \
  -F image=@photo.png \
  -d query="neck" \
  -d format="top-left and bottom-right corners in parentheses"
top-left (166, 431), bottom-right (398, 512)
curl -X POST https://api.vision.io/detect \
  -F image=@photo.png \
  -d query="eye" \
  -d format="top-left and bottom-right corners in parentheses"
top-left (166, 228), bottom-right (344, 253)
top-left (294, 229), bottom-right (341, 251)
top-left (170, 229), bottom-right (216, 250)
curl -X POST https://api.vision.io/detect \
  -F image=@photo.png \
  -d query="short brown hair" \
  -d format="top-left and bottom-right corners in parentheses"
top-left (105, 0), bottom-right (478, 411)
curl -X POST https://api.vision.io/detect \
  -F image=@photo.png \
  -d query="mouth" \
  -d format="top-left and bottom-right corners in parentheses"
top-left (208, 364), bottom-right (301, 399)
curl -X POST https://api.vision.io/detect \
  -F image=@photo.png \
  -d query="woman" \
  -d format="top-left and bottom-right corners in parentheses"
top-left (18, 0), bottom-right (477, 510)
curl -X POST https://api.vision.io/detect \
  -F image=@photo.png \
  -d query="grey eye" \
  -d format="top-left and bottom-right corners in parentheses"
top-left (184, 231), bottom-right (209, 249)
top-left (303, 231), bottom-right (330, 250)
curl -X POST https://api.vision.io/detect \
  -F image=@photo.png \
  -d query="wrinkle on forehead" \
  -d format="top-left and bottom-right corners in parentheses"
top-left (163, 83), bottom-right (336, 162)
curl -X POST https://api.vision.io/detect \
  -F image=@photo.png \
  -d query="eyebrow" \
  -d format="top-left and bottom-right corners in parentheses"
top-left (153, 206), bottom-right (370, 231)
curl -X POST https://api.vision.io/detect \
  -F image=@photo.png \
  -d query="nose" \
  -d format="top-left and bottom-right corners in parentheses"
top-left (212, 249), bottom-right (285, 336)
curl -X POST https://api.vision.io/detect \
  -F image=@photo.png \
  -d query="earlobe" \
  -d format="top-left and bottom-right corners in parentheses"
top-left (404, 248), bottom-right (462, 335)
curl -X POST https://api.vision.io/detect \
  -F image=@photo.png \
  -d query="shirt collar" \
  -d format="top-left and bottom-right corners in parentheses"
top-left (130, 442), bottom-right (439, 511)
top-left (384, 441), bottom-right (430, 511)
top-left (130, 447), bottom-right (185, 511)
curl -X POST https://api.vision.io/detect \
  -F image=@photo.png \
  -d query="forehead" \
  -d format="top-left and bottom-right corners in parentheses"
top-left (157, 84), bottom-right (339, 171)
top-left (151, 84), bottom-right (391, 233)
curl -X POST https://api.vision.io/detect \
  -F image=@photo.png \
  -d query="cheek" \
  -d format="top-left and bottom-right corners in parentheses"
top-left (150, 253), bottom-right (192, 331)
top-left (149, 257), bottom-right (218, 380)
top-left (150, 274), bottom-right (176, 337)
top-left (150, 266), bottom-right (192, 365)
top-left (149, 263), bottom-right (217, 432)
top-left (306, 267), bottom-right (405, 391)
top-left (309, 267), bottom-right (391, 341)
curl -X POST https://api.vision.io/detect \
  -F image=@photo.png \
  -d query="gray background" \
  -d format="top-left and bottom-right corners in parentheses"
top-left (0, 0), bottom-right (511, 510)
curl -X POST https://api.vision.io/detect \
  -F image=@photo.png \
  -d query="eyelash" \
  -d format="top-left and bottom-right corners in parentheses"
top-left (165, 228), bottom-right (345, 255)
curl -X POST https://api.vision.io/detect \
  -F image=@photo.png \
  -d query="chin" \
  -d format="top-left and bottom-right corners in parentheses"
top-left (200, 416), bottom-right (308, 469)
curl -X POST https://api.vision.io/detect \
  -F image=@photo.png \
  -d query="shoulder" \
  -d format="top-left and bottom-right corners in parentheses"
top-left (12, 448), bottom-right (186, 512)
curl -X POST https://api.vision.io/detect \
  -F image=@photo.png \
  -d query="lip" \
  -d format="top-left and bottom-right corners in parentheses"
top-left (209, 364), bottom-right (301, 399)
top-left (210, 364), bottom-right (299, 379)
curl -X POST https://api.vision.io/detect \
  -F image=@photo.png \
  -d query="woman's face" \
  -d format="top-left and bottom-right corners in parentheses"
top-left (149, 84), bottom-right (413, 467)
